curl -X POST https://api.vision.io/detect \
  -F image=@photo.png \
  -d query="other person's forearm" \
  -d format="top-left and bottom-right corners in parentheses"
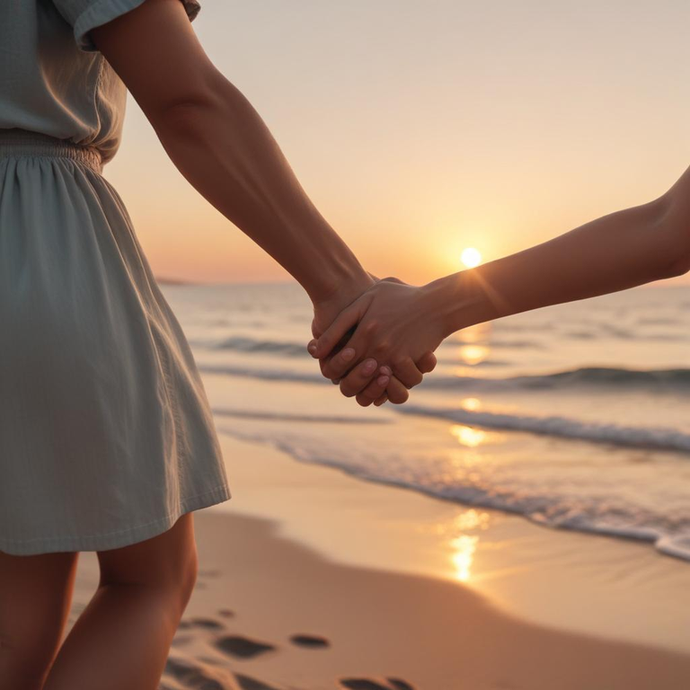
top-left (149, 71), bottom-right (368, 303)
top-left (428, 170), bottom-right (690, 335)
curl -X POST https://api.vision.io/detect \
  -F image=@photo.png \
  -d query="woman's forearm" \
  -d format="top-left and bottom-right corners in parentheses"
top-left (428, 171), bottom-right (690, 335)
top-left (149, 71), bottom-right (369, 303)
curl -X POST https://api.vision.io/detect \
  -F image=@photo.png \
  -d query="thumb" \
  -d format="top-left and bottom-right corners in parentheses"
top-left (312, 299), bottom-right (366, 359)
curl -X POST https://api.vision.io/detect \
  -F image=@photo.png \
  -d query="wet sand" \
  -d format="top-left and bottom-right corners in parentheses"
top-left (63, 433), bottom-right (690, 689)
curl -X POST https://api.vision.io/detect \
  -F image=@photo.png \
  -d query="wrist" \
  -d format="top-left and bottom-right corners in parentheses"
top-left (421, 271), bottom-right (490, 338)
top-left (309, 257), bottom-right (373, 308)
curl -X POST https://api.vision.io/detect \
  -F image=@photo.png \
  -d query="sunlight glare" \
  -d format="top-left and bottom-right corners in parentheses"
top-left (461, 247), bottom-right (482, 268)
top-left (451, 534), bottom-right (479, 582)
top-left (451, 425), bottom-right (486, 448)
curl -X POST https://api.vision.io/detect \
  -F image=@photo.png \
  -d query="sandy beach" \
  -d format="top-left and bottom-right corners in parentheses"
top-left (63, 431), bottom-right (690, 690)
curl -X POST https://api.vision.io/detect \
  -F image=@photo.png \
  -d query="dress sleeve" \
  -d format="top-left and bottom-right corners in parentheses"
top-left (52, 0), bottom-right (201, 53)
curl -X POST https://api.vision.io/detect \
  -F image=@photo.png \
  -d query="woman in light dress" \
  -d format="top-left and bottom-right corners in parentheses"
top-left (0, 1), bottom-right (688, 688)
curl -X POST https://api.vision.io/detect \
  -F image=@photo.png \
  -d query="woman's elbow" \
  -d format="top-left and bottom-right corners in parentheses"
top-left (666, 247), bottom-right (690, 278)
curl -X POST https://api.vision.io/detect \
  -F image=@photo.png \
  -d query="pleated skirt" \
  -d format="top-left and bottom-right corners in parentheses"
top-left (0, 129), bottom-right (232, 555)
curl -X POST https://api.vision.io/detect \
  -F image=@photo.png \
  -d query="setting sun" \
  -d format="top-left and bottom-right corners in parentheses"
top-left (461, 247), bottom-right (482, 268)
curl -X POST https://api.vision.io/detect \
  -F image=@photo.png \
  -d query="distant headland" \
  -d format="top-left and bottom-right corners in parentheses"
top-left (154, 276), bottom-right (195, 285)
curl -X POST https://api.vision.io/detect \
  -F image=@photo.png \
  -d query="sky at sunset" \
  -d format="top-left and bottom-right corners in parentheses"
top-left (104, 0), bottom-right (690, 286)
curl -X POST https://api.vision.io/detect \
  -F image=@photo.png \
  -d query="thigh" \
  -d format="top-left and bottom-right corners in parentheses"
top-left (0, 550), bottom-right (79, 670)
top-left (0, 549), bottom-right (79, 635)
top-left (97, 513), bottom-right (198, 593)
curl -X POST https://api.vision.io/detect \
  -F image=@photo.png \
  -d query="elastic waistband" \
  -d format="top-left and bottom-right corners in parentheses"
top-left (0, 129), bottom-right (103, 174)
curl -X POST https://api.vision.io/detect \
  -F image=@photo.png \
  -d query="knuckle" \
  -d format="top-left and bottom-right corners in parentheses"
top-left (356, 365), bottom-right (374, 382)
top-left (372, 341), bottom-right (391, 358)
top-left (363, 320), bottom-right (379, 336)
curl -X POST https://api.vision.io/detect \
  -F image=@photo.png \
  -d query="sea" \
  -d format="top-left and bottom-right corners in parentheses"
top-left (160, 281), bottom-right (690, 562)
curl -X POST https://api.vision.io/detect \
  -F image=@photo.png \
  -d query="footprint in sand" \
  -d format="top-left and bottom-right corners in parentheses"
top-left (288, 633), bottom-right (330, 649)
top-left (233, 673), bottom-right (283, 690)
top-left (214, 635), bottom-right (276, 660)
top-left (217, 608), bottom-right (235, 618)
top-left (171, 634), bottom-right (193, 648)
top-left (387, 680), bottom-right (416, 690)
top-left (189, 617), bottom-right (226, 630)
top-left (177, 617), bottom-right (225, 632)
top-left (163, 656), bottom-right (225, 690)
top-left (340, 679), bottom-right (416, 690)
top-left (199, 655), bottom-right (225, 666)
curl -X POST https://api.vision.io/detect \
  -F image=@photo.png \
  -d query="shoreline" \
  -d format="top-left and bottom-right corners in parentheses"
top-left (209, 431), bottom-right (690, 654)
top-left (65, 431), bottom-right (690, 688)
top-left (67, 509), bottom-right (690, 690)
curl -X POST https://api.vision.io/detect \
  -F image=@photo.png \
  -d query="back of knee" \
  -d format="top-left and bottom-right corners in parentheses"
top-left (97, 514), bottom-right (199, 611)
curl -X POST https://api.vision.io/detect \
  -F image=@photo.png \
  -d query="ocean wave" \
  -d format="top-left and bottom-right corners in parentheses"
top-left (216, 426), bottom-right (690, 563)
top-left (203, 368), bottom-right (690, 452)
top-left (471, 366), bottom-right (690, 391)
top-left (204, 336), bottom-right (309, 357)
top-left (198, 362), bottom-right (690, 393)
top-left (211, 408), bottom-right (390, 425)
top-left (198, 363), bottom-right (321, 383)
top-left (397, 404), bottom-right (690, 454)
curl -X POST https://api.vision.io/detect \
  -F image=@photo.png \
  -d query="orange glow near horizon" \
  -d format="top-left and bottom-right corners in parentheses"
top-left (104, 2), bottom-right (690, 287)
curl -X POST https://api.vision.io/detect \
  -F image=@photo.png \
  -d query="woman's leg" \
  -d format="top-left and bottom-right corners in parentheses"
top-left (43, 513), bottom-right (198, 690)
top-left (0, 549), bottom-right (79, 690)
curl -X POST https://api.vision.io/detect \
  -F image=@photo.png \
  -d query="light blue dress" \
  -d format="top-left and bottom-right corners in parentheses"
top-left (0, 0), bottom-right (232, 555)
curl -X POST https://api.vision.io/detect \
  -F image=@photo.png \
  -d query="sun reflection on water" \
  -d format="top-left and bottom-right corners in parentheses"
top-left (459, 343), bottom-right (489, 365)
top-left (451, 534), bottom-right (479, 582)
top-left (426, 509), bottom-right (491, 584)
top-left (451, 425), bottom-right (486, 448)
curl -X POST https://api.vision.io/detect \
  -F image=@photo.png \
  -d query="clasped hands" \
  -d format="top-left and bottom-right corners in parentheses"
top-left (308, 276), bottom-right (448, 406)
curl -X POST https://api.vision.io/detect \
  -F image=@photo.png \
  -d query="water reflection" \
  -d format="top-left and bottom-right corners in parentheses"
top-left (427, 509), bottom-right (491, 583)
top-left (451, 535), bottom-right (479, 582)
top-left (451, 424), bottom-right (486, 448)
top-left (459, 343), bottom-right (490, 365)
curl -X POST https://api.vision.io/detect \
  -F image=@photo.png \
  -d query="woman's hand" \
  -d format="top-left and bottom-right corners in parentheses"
top-left (308, 278), bottom-right (446, 397)
top-left (311, 275), bottom-right (438, 405)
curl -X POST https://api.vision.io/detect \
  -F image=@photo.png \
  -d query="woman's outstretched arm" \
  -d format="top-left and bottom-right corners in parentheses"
top-left (89, 0), bottom-right (434, 402)
top-left (436, 167), bottom-right (690, 333)
top-left (312, 164), bottom-right (690, 394)
top-left (91, 0), bottom-right (368, 306)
